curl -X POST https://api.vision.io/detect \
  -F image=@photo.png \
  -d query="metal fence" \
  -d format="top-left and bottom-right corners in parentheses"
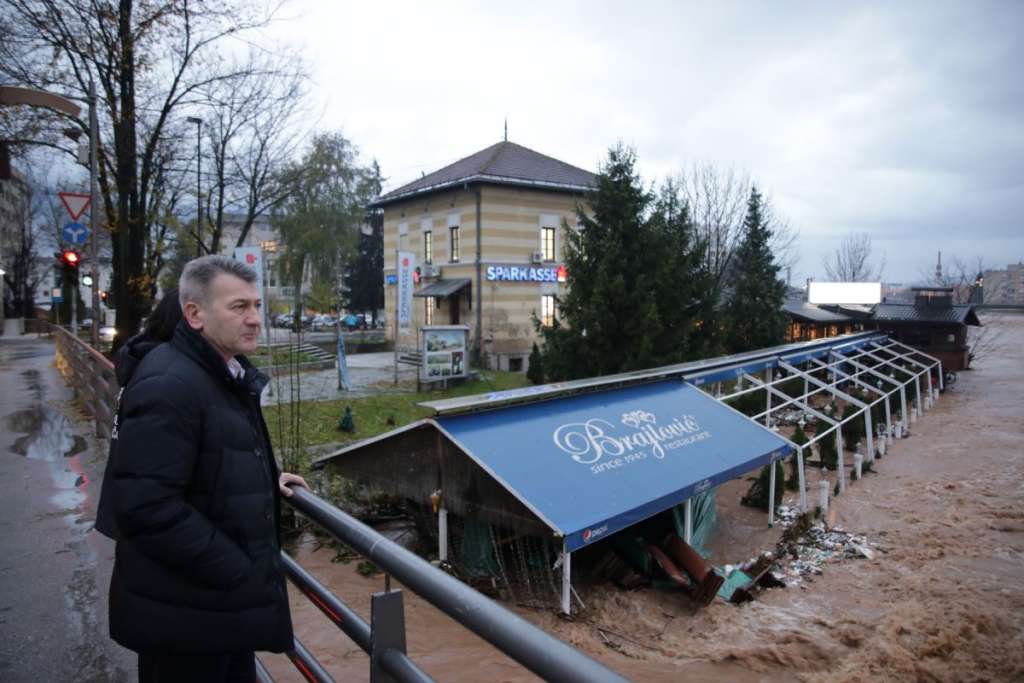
top-left (48, 327), bottom-right (630, 683)
top-left (51, 323), bottom-right (118, 440)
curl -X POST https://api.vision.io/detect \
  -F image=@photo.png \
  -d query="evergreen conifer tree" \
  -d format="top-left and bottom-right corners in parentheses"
top-left (788, 424), bottom-right (810, 490)
top-left (537, 146), bottom-right (714, 380)
top-left (526, 342), bottom-right (545, 385)
top-left (741, 461), bottom-right (786, 512)
top-left (840, 401), bottom-right (864, 451)
top-left (818, 429), bottom-right (839, 470)
top-left (721, 186), bottom-right (788, 354)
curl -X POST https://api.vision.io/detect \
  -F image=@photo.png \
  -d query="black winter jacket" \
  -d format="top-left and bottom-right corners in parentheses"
top-left (95, 333), bottom-right (161, 541)
top-left (105, 320), bottom-right (293, 654)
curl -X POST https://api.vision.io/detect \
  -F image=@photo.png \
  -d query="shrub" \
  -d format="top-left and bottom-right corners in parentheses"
top-left (526, 342), bottom-right (545, 385)
top-left (726, 387), bottom-right (765, 418)
top-left (818, 429), bottom-right (839, 470)
top-left (840, 401), bottom-right (864, 451)
top-left (741, 460), bottom-right (786, 511)
top-left (787, 424), bottom-right (809, 490)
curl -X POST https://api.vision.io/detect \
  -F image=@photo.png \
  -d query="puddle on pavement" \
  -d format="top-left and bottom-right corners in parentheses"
top-left (21, 368), bottom-right (46, 402)
top-left (7, 406), bottom-right (88, 460)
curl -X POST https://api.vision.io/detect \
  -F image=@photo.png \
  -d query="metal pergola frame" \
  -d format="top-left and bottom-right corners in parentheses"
top-left (574, 336), bottom-right (945, 613)
top-left (832, 339), bottom-right (943, 428)
top-left (681, 334), bottom-right (945, 529)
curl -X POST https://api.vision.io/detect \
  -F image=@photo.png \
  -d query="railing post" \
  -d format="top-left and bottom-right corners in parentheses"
top-left (438, 506), bottom-right (448, 563)
top-left (371, 590), bottom-right (407, 683)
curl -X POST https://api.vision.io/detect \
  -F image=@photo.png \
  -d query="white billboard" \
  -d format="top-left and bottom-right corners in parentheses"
top-left (808, 281), bottom-right (881, 305)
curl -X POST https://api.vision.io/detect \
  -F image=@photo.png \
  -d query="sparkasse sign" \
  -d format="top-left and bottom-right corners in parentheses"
top-left (485, 264), bottom-right (567, 283)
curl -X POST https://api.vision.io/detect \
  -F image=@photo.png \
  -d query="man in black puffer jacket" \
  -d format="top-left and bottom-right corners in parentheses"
top-left (105, 255), bottom-right (306, 682)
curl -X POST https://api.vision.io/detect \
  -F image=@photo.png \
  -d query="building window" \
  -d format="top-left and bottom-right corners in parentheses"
top-left (424, 230), bottom-right (433, 264)
top-left (449, 226), bottom-right (460, 262)
top-left (267, 259), bottom-right (276, 287)
top-left (542, 226), bottom-right (556, 261)
top-left (425, 297), bottom-right (435, 325)
top-left (541, 294), bottom-right (555, 328)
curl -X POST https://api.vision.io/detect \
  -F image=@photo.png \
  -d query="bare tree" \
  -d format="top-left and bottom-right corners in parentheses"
top-left (918, 255), bottom-right (1007, 368)
top-left (677, 162), bottom-right (748, 286)
top-left (1, 0), bottom-right (300, 349)
top-left (822, 232), bottom-right (886, 282)
top-left (916, 254), bottom-right (993, 303)
top-left (676, 161), bottom-right (799, 288)
top-left (199, 50), bottom-right (310, 254)
top-left (1, 171), bottom-right (49, 317)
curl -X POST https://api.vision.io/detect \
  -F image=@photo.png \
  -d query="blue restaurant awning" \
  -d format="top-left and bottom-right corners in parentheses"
top-left (436, 379), bottom-right (792, 551)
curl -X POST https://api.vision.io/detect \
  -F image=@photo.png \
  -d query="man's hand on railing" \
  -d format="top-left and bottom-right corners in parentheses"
top-left (278, 472), bottom-right (310, 498)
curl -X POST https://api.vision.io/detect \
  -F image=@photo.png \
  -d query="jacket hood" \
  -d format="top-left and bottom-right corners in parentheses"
top-left (114, 334), bottom-right (163, 387)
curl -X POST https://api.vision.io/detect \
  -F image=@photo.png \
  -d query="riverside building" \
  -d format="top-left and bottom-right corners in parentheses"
top-left (372, 141), bottom-right (596, 372)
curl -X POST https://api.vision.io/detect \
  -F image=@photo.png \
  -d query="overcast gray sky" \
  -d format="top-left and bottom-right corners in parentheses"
top-left (266, 0), bottom-right (1023, 284)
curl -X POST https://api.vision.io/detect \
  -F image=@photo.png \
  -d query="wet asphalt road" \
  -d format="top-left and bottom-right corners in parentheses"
top-left (0, 337), bottom-right (134, 682)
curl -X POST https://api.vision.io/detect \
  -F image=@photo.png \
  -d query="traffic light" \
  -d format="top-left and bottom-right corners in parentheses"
top-left (61, 249), bottom-right (81, 269)
top-left (99, 290), bottom-right (108, 303)
top-left (81, 274), bottom-right (94, 287)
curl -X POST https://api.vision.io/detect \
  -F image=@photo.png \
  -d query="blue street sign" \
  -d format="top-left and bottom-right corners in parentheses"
top-left (385, 274), bottom-right (397, 285)
top-left (63, 222), bottom-right (90, 245)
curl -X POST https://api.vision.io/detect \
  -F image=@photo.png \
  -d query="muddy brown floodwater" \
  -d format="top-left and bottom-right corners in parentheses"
top-left (261, 314), bottom-right (1024, 682)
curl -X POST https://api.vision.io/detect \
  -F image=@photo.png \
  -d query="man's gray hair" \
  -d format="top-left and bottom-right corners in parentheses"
top-left (179, 255), bottom-right (257, 307)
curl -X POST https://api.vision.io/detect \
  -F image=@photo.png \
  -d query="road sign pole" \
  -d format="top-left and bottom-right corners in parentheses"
top-left (70, 264), bottom-right (77, 335)
top-left (89, 80), bottom-right (100, 348)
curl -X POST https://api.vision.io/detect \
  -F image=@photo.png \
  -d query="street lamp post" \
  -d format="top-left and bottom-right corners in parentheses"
top-left (187, 117), bottom-right (202, 256)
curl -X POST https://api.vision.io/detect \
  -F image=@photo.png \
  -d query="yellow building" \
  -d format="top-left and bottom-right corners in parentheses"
top-left (372, 141), bottom-right (596, 371)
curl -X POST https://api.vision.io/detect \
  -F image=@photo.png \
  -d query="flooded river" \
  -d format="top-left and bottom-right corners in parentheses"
top-left (259, 314), bottom-right (1024, 681)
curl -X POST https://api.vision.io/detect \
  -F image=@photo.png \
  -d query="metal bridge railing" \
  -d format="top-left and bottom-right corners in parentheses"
top-left (50, 323), bottom-right (118, 440)
top-left (275, 485), bottom-right (630, 683)
top-left (47, 326), bottom-right (629, 683)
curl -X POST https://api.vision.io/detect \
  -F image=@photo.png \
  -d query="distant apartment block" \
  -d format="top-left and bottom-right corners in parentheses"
top-left (981, 262), bottom-right (1024, 305)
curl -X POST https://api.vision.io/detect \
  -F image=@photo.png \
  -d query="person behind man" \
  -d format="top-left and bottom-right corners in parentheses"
top-left (106, 255), bottom-right (307, 682)
top-left (95, 288), bottom-right (184, 542)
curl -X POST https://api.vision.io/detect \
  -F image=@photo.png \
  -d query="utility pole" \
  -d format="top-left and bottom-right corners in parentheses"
top-left (89, 80), bottom-right (100, 348)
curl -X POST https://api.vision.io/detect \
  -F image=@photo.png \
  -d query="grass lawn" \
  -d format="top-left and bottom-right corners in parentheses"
top-left (263, 370), bottom-right (531, 452)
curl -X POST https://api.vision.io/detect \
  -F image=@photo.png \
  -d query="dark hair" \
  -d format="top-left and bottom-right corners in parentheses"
top-left (143, 288), bottom-right (184, 342)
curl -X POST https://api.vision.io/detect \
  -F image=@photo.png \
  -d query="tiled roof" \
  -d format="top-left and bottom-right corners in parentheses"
top-left (372, 141), bottom-right (596, 206)
top-left (783, 300), bottom-right (852, 323)
top-left (871, 303), bottom-right (981, 325)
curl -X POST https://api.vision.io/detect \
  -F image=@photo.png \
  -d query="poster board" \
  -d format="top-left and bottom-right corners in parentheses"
top-left (421, 325), bottom-right (469, 382)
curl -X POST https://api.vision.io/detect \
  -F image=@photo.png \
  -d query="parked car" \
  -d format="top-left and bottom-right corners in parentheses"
top-left (273, 313), bottom-right (292, 328)
top-left (341, 314), bottom-right (367, 331)
top-left (99, 325), bottom-right (117, 342)
top-left (311, 314), bottom-right (336, 330)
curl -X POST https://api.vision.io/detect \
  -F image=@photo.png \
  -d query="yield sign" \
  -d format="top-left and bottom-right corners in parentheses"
top-left (58, 192), bottom-right (91, 221)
